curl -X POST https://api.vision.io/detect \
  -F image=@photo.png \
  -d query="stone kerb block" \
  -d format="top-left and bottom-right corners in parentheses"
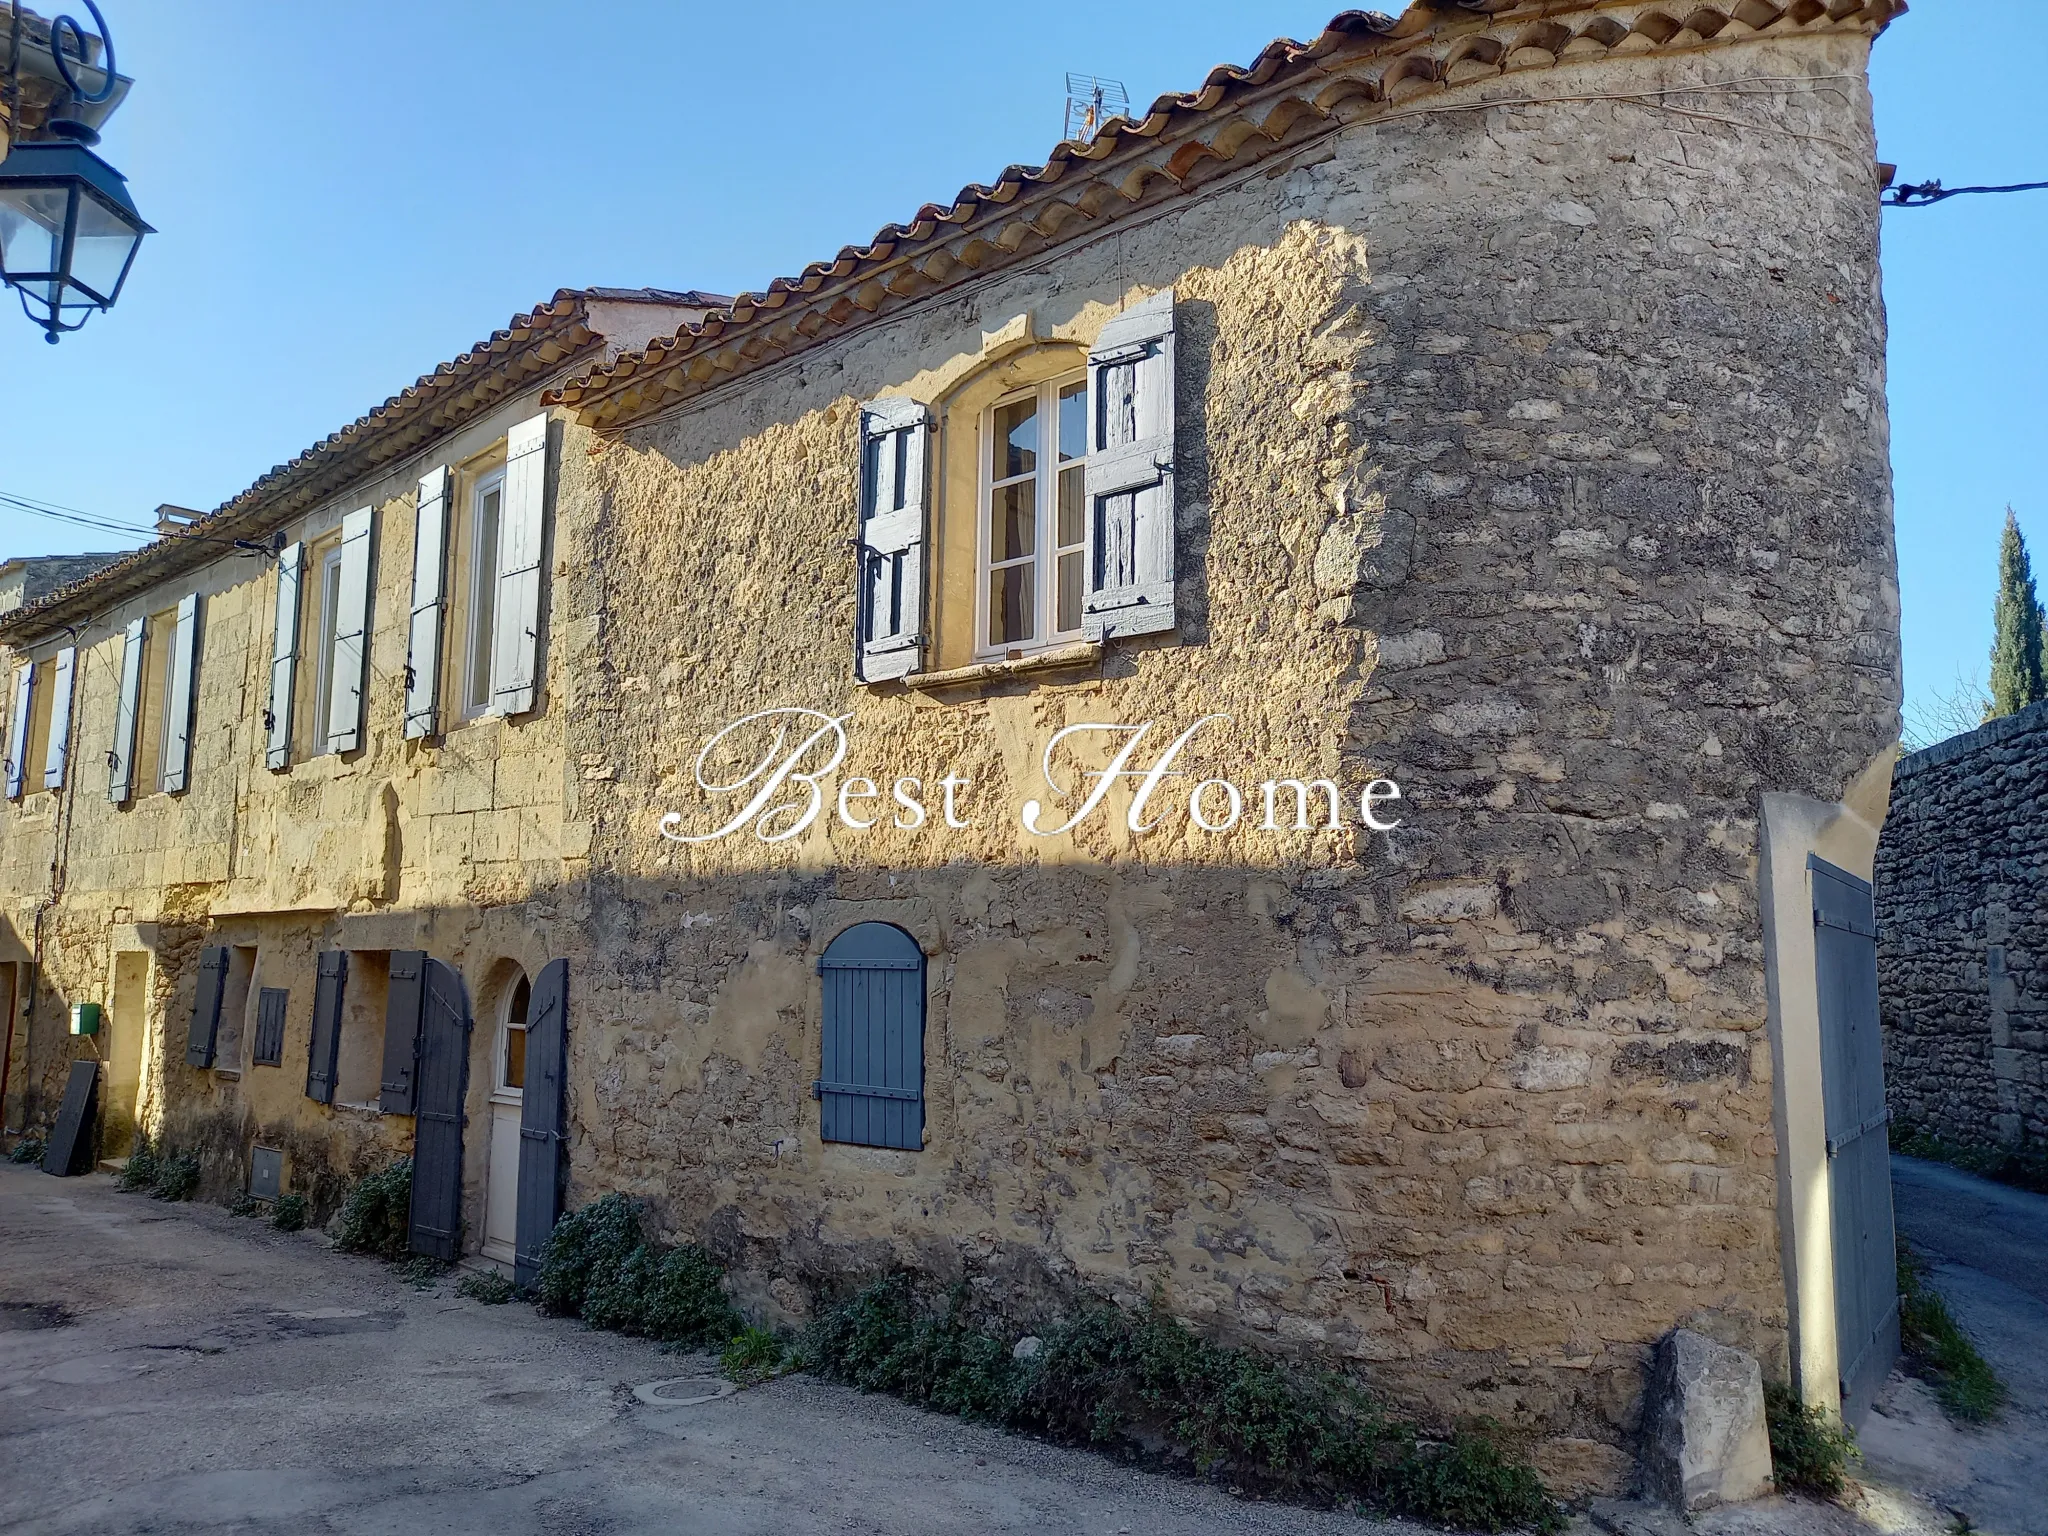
top-left (1642, 1328), bottom-right (1773, 1512)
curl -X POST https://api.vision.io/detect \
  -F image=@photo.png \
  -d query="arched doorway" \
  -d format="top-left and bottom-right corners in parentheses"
top-left (481, 967), bottom-right (529, 1264)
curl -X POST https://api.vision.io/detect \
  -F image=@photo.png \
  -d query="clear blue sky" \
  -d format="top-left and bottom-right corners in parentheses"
top-left (2, 1), bottom-right (2039, 734)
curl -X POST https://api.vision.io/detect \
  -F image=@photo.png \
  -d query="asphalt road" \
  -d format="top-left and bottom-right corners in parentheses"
top-left (0, 1163), bottom-right (1416, 1536)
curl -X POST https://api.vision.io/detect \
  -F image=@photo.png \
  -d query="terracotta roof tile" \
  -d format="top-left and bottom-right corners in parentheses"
top-left (1, 288), bottom-right (703, 640)
top-left (550, 0), bottom-right (1905, 429)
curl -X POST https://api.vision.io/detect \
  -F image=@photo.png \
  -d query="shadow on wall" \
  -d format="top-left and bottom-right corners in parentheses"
top-left (0, 835), bottom-right (1785, 1488)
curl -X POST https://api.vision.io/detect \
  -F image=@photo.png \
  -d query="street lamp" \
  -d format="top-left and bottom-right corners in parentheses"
top-left (0, 138), bottom-right (149, 341)
top-left (0, 0), bottom-right (148, 342)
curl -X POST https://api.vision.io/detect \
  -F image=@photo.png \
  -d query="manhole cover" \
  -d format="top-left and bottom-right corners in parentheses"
top-left (632, 1376), bottom-right (736, 1407)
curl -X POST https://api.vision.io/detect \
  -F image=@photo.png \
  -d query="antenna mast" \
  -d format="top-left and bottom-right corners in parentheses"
top-left (1063, 72), bottom-right (1129, 143)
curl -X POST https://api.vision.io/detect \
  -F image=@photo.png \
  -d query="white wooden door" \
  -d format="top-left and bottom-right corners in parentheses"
top-left (483, 1095), bottom-right (521, 1263)
top-left (481, 974), bottom-right (530, 1265)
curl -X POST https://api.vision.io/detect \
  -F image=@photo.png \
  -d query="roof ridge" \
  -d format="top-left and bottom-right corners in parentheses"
top-left (551, 0), bottom-right (1904, 429)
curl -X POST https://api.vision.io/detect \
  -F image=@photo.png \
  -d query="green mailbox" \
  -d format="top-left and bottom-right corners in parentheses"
top-left (69, 1002), bottom-right (102, 1036)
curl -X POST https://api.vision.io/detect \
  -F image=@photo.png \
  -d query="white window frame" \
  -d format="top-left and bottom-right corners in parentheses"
top-left (974, 375), bottom-right (1088, 660)
top-left (311, 545), bottom-right (345, 757)
top-left (463, 468), bottom-right (506, 718)
top-left (494, 968), bottom-right (530, 1099)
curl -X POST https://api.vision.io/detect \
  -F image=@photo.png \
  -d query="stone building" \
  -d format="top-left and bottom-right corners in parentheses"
top-left (1, 0), bottom-right (1905, 1494)
top-left (1876, 700), bottom-right (2048, 1155)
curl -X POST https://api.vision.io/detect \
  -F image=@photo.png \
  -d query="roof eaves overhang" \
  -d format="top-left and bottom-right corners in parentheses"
top-left (0, 292), bottom-right (606, 645)
top-left (550, 0), bottom-right (1905, 433)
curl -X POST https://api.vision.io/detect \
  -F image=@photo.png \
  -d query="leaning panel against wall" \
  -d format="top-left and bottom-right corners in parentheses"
top-left (545, 10), bottom-right (1903, 1496)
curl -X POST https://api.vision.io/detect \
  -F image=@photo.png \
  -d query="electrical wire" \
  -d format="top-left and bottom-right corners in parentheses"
top-left (1886, 179), bottom-right (2048, 208)
top-left (0, 489), bottom-right (275, 556)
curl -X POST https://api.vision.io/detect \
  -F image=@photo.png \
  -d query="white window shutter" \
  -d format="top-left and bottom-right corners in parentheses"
top-left (161, 593), bottom-right (200, 794)
top-left (1082, 289), bottom-right (1177, 640)
top-left (405, 466), bottom-right (449, 738)
top-left (327, 508), bottom-right (374, 752)
top-left (266, 542), bottom-right (302, 771)
top-left (3, 664), bottom-right (31, 799)
top-left (109, 615), bottom-right (144, 802)
top-left (855, 395), bottom-right (929, 682)
top-left (40, 646), bottom-right (75, 790)
top-left (491, 414), bottom-right (548, 716)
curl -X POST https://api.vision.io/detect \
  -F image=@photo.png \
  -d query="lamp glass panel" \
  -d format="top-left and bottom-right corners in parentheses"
top-left (67, 191), bottom-right (143, 303)
top-left (0, 183), bottom-right (71, 279)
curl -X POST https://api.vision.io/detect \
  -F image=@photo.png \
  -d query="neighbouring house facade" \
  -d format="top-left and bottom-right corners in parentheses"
top-left (1, 0), bottom-right (1905, 1495)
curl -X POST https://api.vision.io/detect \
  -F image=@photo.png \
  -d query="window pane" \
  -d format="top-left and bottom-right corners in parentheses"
top-left (314, 555), bottom-right (342, 744)
top-left (1058, 380), bottom-right (1087, 462)
top-left (990, 479), bottom-right (1035, 563)
top-left (504, 1026), bottom-right (526, 1090)
top-left (470, 487), bottom-right (500, 708)
top-left (1057, 551), bottom-right (1083, 634)
top-left (1058, 465), bottom-right (1084, 549)
top-left (992, 397), bottom-right (1037, 479)
top-left (989, 565), bottom-right (1034, 647)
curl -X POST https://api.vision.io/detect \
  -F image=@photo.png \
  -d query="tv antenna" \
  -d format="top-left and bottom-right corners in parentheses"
top-left (1064, 73), bottom-right (1129, 143)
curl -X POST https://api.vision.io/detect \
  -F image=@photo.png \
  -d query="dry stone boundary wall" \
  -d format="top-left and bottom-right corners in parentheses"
top-left (1876, 700), bottom-right (2048, 1152)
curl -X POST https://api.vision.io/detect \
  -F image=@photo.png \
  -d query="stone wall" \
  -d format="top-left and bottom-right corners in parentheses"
top-left (1876, 700), bottom-right (2048, 1151)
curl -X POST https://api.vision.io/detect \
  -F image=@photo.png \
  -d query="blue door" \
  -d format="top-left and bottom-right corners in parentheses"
top-left (818, 923), bottom-right (925, 1151)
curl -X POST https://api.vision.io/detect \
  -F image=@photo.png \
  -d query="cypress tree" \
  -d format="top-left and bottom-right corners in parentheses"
top-left (1987, 507), bottom-right (2047, 720)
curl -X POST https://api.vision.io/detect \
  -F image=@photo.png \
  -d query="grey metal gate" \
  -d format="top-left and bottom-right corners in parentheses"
top-left (1811, 854), bottom-right (1898, 1423)
top-left (816, 923), bottom-right (925, 1151)
top-left (407, 956), bottom-right (472, 1261)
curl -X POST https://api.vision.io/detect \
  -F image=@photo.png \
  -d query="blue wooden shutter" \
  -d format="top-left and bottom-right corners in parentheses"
top-left (817, 922), bottom-right (925, 1151)
top-left (491, 415), bottom-right (548, 716)
top-left (306, 950), bottom-right (347, 1104)
top-left (4, 663), bottom-right (33, 799)
top-left (379, 950), bottom-right (427, 1114)
top-left (253, 986), bottom-right (288, 1067)
top-left (326, 509), bottom-right (374, 753)
top-left (185, 945), bottom-right (229, 1068)
top-left (855, 397), bottom-right (930, 682)
top-left (514, 957), bottom-right (569, 1289)
top-left (41, 646), bottom-right (75, 790)
top-left (408, 956), bottom-right (472, 1260)
top-left (1082, 289), bottom-right (1177, 639)
top-left (161, 593), bottom-right (200, 793)
top-left (109, 615), bottom-right (145, 801)
top-left (405, 469), bottom-right (449, 739)
top-left (266, 542), bottom-right (302, 770)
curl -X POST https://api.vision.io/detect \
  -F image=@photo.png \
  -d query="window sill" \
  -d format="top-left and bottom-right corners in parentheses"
top-left (902, 640), bottom-right (1102, 692)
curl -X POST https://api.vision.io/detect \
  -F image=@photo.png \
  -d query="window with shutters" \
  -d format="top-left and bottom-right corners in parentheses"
top-left (903, 297), bottom-right (1179, 679)
top-left (332, 948), bottom-right (391, 1107)
top-left (817, 922), bottom-right (926, 1151)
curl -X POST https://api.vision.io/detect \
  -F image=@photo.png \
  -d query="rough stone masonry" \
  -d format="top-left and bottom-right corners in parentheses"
top-left (0, 1), bottom-right (1907, 1501)
top-left (1877, 700), bottom-right (2048, 1153)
